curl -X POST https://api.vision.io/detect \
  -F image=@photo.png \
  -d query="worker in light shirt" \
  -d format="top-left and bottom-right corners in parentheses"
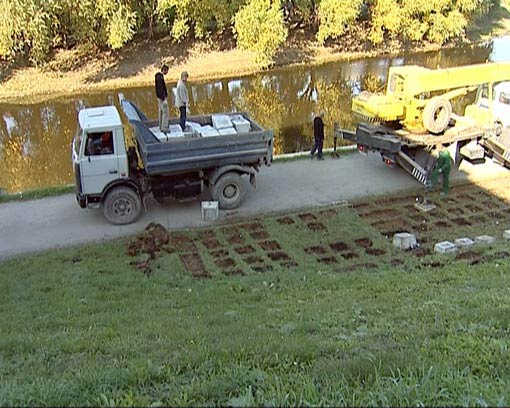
top-left (175, 71), bottom-right (190, 131)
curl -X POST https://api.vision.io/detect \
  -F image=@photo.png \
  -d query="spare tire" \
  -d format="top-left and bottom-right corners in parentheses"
top-left (423, 98), bottom-right (452, 134)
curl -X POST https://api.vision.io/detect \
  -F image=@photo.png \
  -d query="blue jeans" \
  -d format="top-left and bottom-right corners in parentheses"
top-left (179, 106), bottom-right (187, 131)
top-left (311, 137), bottom-right (323, 158)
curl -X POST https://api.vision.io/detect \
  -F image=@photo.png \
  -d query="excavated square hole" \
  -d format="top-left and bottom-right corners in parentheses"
top-left (352, 202), bottom-right (370, 210)
top-left (250, 230), bottom-right (270, 240)
top-left (170, 235), bottom-right (197, 252)
top-left (180, 253), bottom-right (210, 278)
top-left (391, 258), bottom-right (404, 266)
top-left (196, 230), bottom-right (216, 240)
top-left (307, 222), bottom-right (327, 231)
top-left (277, 217), bottom-right (295, 225)
top-left (354, 238), bottom-right (373, 249)
top-left (319, 209), bottom-right (337, 218)
top-left (341, 252), bottom-right (359, 260)
top-left (318, 256), bottom-right (338, 265)
top-left (362, 208), bottom-right (400, 218)
top-left (227, 234), bottom-right (245, 245)
top-left (252, 265), bottom-right (273, 273)
top-left (210, 249), bottom-right (229, 258)
top-left (421, 261), bottom-right (443, 269)
top-left (268, 251), bottom-right (291, 261)
top-left (330, 242), bottom-right (350, 252)
top-left (451, 217), bottom-right (471, 226)
top-left (305, 246), bottom-right (328, 255)
top-left (215, 258), bottom-right (236, 268)
top-left (298, 213), bottom-right (317, 223)
top-left (281, 261), bottom-right (299, 269)
top-left (365, 248), bottom-right (386, 256)
top-left (244, 256), bottom-right (264, 265)
top-left (449, 208), bottom-right (465, 216)
top-left (413, 248), bottom-right (432, 257)
top-left (223, 269), bottom-right (245, 276)
top-left (201, 238), bottom-right (222, 250)
top-left (221, 226), bottom-right (240, 235)
top-left (241, 222), bottom-right (264, 231)
top-left (434, 221), bottom-right (451, 229)
top-left (259, 240), bottom-right (281, 251)
top-left (234, 245), bottom-right (256, 255)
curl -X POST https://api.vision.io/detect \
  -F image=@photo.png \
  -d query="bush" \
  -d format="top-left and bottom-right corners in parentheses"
top-left (317, 0), bottom-right (363, 44)
top-left (234, 0), bottom-right (288, 67)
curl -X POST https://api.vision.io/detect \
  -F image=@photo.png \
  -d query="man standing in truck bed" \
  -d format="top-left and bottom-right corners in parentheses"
top-left (175, 71), bottom-right (190, 131)
top-left (155, 64), bottom-right (169, 132)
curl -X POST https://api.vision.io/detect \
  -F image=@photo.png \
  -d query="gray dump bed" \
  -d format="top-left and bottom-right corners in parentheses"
top-left (120, 98), bottom-right (273, 175)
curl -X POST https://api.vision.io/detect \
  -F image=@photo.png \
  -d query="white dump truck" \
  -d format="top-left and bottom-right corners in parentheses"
top-left (72, 95), bottom-right (274, 224)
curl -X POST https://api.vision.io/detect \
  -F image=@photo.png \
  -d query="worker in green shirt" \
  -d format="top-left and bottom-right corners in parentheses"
top-left (429, 149), bottom-right (452, 195)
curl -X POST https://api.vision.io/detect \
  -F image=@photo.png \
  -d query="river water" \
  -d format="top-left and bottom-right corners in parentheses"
top-left (0, 43), bottom-right (494, 193)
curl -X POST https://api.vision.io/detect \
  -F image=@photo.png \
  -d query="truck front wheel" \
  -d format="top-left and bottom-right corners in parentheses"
top-left (211, 172), bottom-right (245, 210)
top-left (103, 186), bottom-right (142, 225)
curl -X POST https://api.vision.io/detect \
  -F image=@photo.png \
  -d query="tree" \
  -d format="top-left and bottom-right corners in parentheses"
top-left (317, 0), bottom-right (363, 44)
top-left (234, 0), bottom-right (288, 67)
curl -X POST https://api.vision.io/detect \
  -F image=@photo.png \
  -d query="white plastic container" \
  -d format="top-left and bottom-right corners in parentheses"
top-left (212, 114), bottom-right (232, 130)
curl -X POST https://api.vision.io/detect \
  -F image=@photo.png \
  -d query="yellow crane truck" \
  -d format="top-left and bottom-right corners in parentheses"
top-left (337, 62), bottom-right (510, 185)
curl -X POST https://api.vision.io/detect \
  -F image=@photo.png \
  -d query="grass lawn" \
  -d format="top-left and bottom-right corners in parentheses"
top-left (1, 187), bottom-right (510, 406)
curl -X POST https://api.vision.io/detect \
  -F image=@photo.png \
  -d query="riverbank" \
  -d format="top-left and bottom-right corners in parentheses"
top-left (1, 0), bottom-right (509, 105)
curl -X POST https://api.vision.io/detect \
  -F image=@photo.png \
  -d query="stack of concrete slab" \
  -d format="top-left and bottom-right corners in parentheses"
top-left (231, 115), bottom-right (251, 133)
top-left (200, 125), bottom-right (221, 137)
top-left (212, 114), bottom-right (237, 136)
top-left (150, 126), bottom-right (170, 142)
top-left (218, 127), bottom-right (238, 136)
top-left (167, 124), bottom-right (185, 139)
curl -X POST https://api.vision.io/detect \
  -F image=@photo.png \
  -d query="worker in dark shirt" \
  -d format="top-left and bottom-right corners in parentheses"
top-left (311, 112), bottom-right (325, 160)
top-left (155, 64), bottom-right (169, 132)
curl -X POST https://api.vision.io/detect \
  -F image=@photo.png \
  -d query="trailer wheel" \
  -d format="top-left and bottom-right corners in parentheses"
top-left (212, 172), bottom-right (245, 210)
top-left (103, 186), bottom-right (142, 225)
top-left (495, 121), bottom-right (503, 137)
top-left (423, 98), bottom-right (452, 134)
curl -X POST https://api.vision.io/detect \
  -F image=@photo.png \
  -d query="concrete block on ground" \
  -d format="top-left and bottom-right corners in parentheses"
top-left (414, 202), bottom-right (437, 212)
top-left (475, 235), bottom-right (496, 245)
top-left (393, 233), bottom-right (418, 250)
top-left (504, 230), bottom-right (510, 240)
top-left (460, 140), bottom-right (485, 161)
top-left (454, 237), bottom-right (475, 248)
top-left (201, 201), bottom-right (219, 221)
top-left (434, 241), bottom-right (457, 254)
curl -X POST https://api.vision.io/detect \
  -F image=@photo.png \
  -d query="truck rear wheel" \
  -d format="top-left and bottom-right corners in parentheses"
top-left (211, 172), bottom-right (245, 210)
top-left (423, 98), bottom-right (452, 134)
top-left (103, 186), bottom-right (142, 225)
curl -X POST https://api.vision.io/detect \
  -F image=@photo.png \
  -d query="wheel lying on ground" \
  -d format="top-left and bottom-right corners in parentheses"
top-left (103, 186), bottom-right (142, 225)
top-left (423, 98), bottom-right (452, 134)
top-left (211, 172), bottom-right (246, 210)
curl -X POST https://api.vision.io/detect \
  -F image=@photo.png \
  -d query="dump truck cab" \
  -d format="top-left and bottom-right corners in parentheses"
top-left (72, 106), bottom-right (130, 207)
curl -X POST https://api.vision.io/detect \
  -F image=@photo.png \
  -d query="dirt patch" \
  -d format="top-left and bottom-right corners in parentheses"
top-left (455, 250), bottom-right (482, 265)
top-left (240, 222), bottom-right (264, 231)
top-left (250, 230), bottom-right (270, 240)
top-left (319, 209), bottom-right (337, 218)
top-left (341, 252), bottom-right (359, 260)
top-left (210, 249), bottom-right (229, 258)
top-left (482, 200), bottom-right (501, 210)
top-left (223, 269), bottom-right (245, 276)
top-left (196, 230), bottom-right (216, 240)
top-left (449, 208), bottom-right (465, 216)
top-left (305, 246), bottom-right (328, 255)
top-left (244, 256), bottom-right (264, 265)
top-left (434, 221), bottom-right (450, 228)
top-left (307, 222), bottom-right (326, 231)
top-left (330, 241), bottom-right (349, 252)
top-left (201, 238), bottom-right (222, 250)
top-left (170, 234), bottom-right (197, 253)
top-left (451, 217), bottom-right (471, 226)
top-left (180, 253), bottom-right (210, 278)
top-left (259, 240), bottom-right (281, 251)
top-left (234, 245), bottom-right (255, 255)
top-left (352, 202), bottom-right (370, 210)
top-left (221, 226), bottom-right (240, 235)
top-left (409, 215), bottom-right (429, 223)
top-left (421, 261), bottom-right (444, 269)
top-left (252, 265), bottom-right (273, 273)
top-left (483, 251), bottom-right (510, 262)
top-left (318, 256), bottom-right (338, 265)
top-left (268, 251), bottom-right (291, 261)
top-left (227, 234), bottom-right (245, 245)
top-left (281, 261), bottom-right (299, 269)
top-left (215, 258), bottom-right (236, 268)
top-left (354, 238), bottom-right (373, 248)
top-left (365, 248), bottom-right (386, 256)
top-left (298, 213), bottom-right (317, 223)
top-left (391, 258), bottom-right (404, 266)
top-left (277, 217), bottom-right (295, 225)
top-left (465, 204), bottom-right (484, 213)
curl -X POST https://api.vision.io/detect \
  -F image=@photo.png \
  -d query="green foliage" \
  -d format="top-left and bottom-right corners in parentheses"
top-left (317, 0), bottom-right (363, 44)
top-left (369, 0), bottom-right (491, 45)
top-left (234, 0), bottom-right (288, 67)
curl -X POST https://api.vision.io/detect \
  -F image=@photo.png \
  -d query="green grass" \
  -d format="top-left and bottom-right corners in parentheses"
top-left (0, 185), bottom-right (75, 204)
top-left (1, 202), bottom-right (510, 406)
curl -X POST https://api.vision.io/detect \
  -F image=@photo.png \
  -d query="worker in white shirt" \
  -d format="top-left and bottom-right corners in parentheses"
top-left (175, 71), bottom-right (190, 131)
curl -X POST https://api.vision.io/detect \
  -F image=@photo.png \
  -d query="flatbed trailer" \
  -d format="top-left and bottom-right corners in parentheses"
top-left (334, 121), bottom-right (505, 186)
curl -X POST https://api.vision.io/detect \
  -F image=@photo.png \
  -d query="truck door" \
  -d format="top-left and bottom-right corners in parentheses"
top-left (80, 130), bottom-right (120, 195)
